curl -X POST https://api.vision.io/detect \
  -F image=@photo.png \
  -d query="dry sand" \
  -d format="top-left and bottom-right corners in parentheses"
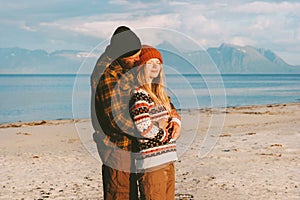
top-left (0, 103), bottom-right (299, 199)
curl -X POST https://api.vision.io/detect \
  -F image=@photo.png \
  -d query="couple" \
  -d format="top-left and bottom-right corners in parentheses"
top-left (91, 26), bottom-right (181, 200)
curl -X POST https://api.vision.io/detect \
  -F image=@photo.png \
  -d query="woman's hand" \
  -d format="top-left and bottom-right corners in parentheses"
top-left (158, 119), bottom-right (169, 129)
top-left (165, 121), bottom-right (181, 140)
top-left (170, 122), bottom-right (181, 140)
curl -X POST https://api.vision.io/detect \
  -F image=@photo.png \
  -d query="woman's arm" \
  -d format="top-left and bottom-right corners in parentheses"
top-left (129, 90), bottom-right (169, 143)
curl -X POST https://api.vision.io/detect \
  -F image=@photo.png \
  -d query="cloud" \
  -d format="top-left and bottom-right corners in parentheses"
top-left (0, 0), bottom-right (300, 64)
top-left (231, 1), bottom-right (300, 15)
top-left (40, 13), bottom-right (181, 40)
top-left (108, 0), bottom-right (128, 5)
top-left (168, 1), bottom-right (190, 6)
top-left (20, 23), bottom-right (37, 32)
top-left (229, 37), bottom-right (256, 47)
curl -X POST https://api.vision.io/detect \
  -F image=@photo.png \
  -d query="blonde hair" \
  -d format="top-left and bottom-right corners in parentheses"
top-left (136, 63), bottom-right (172, 114)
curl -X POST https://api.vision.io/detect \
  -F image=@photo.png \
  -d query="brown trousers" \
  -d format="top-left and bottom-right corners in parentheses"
top-left (102, 163), bottom-right (175, 200)
top-left (102, 164), bottom-right (139, 200)
top-left (139, 163), bottom-right (175, 200)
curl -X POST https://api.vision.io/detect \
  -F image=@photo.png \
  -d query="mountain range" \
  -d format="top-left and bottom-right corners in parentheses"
top-left (0, 48), bottom-right (84, 74)
top-left (0, 43), bottom-right (299, 74)
top-left (207, 43), bottom-right (299, 74)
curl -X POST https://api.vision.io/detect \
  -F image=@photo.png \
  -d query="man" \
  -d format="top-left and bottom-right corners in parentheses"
top-left (91, 26), bottom-right (181, 199)
top-left (91, 26), bottom-right (142, 200)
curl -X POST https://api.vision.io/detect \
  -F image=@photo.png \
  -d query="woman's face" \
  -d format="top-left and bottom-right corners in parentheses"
top-left (145, 58), bottom-right (161, 80)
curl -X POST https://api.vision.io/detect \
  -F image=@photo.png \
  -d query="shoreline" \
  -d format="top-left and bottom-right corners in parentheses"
top-left (1, 102), bottom-right (299, 127)
top-left (1, 102), bottom-right (299, 199)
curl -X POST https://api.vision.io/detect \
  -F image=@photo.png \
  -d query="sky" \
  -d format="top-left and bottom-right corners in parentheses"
top-left (0, 0), bottom-right (299, 65)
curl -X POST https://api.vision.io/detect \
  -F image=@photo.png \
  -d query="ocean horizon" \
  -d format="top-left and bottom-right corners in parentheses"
top-left (1, 73), bottom-right (300, 124)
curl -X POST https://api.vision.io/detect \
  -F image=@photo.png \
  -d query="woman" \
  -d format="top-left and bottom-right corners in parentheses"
top-left (129, 45), bottom-right (181, 199)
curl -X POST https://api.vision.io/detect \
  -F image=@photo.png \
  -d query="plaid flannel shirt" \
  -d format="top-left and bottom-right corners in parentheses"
top-left (91, 52), bottom-right (181, 152)
top-left (91, 54), bottom-right (138, 151)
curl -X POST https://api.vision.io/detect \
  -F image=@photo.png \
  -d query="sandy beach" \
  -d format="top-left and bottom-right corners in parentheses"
top-left (1, 103), bottom-right (299, 199)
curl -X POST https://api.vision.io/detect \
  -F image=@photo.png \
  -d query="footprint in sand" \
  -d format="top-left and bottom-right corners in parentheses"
top-left (219, 133), bottom-right (232, 137)
top-left (68, 138), bottom-right (80, 143)
top-left (245, 132), bottom-right (256, 136)
top-left (16, 132), bottom-right (31, 136)
top-left (270, 144), bottom-right (283, 147)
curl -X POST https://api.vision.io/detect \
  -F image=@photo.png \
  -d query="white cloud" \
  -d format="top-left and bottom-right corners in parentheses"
top-left (229, 37), bottom-right (256, 47)
top-left (40, 13), bottom-right (181, 41)
top-left (1, 0), bottom-right (300, 64)
top-left (108, 0), bottom-right (128, 5)
top-left (168, 1), bottom-right (190, 6)
top-left (20, 23), bottom-right (37, 32)
top-left (231, 1), bottom-right (300, 15)
top-left (252, 17), bottom-right (272, 30)
top-left (108, 0), bottom-right (158, 10)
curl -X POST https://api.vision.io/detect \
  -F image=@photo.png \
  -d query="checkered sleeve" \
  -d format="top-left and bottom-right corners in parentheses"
top-left (98, 67), bottom-right (136, 136)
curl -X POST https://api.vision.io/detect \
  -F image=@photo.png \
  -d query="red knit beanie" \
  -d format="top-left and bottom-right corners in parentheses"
top-left (136, 45), bottom-right (163, 67)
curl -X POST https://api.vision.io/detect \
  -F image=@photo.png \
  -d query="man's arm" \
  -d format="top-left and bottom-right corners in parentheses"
top-left (97, 67), bottom-right (136, 136)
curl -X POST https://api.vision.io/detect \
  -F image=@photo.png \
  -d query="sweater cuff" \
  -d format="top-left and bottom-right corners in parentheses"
top-left (170, 117), bottom-right (181, 127)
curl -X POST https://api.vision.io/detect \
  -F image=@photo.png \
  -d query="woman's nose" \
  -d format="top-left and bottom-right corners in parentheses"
top-left (153, 63), bottom-right (158, 68)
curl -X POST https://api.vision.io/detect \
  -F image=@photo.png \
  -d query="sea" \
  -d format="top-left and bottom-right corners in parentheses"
top-left (0, 74), bottom-right (300, 124)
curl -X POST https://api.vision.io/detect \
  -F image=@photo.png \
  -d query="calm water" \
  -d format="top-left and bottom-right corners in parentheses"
top-left (0, 74), bottom-right (300, 123)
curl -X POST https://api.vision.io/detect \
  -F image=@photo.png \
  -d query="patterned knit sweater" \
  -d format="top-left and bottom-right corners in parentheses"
top-left (129, 88), bottom-right (180, 170)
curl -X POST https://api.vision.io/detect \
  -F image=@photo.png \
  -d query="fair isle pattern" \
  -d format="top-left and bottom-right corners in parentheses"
top-left (129, 88), bottom-right (179, 169)
top-left (135, 143), bottom-right (178, 170)
top-left (136, 141), bottom-right (176, 159)
top-left (129, 88), bottom-right (168, 141)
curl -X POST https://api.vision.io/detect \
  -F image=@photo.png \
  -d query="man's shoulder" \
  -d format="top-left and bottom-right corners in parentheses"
top-left (94, 53), bottom-right (121, 71)
top-left (91, 54), bottom-right (111, 81)
top-left (91, 60), bottom-right (122, 83)
top-left (95, 53), bottom-right (111, 68)
top-left (109, 61), bottom-right (123, 70)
